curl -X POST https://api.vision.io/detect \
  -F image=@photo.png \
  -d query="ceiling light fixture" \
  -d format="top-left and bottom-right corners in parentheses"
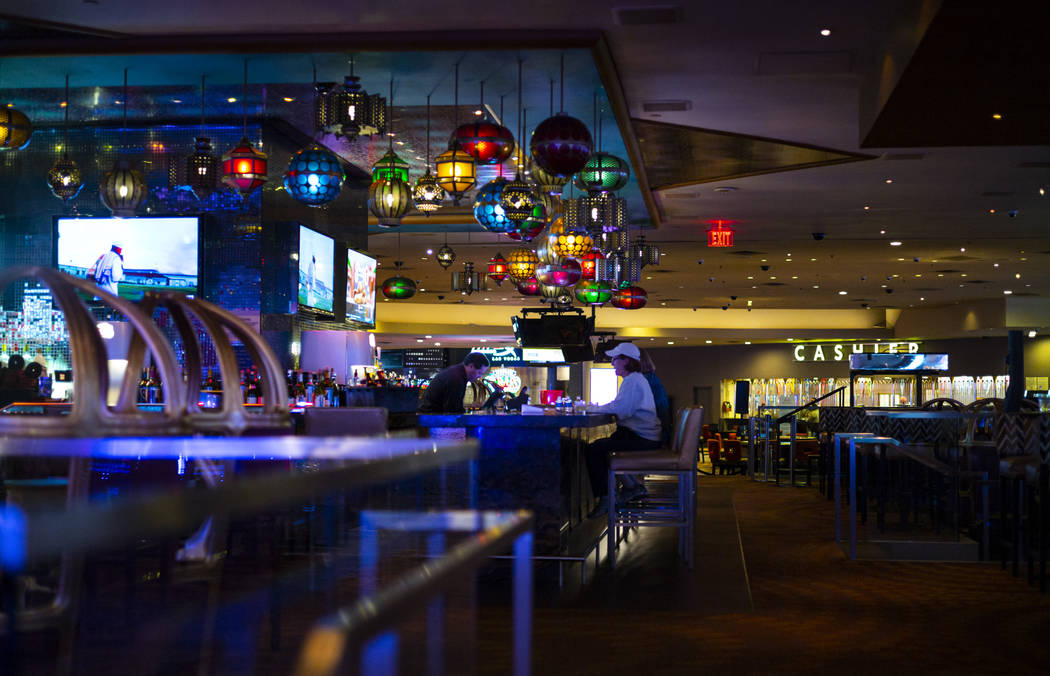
top-left (890, 241), bottom-right (902, 246)
top-left (100, 68), bottom-right (147, 217)
top-left (185, 74), bottom-right (218, 202)
top-left (413, 95), bottom-right (446, 214)
top-left (47, 74), bottom-right (83, 205)
top-left (368, 79), bottom-right (410, 225)
top-left (221, 60), bottom-right (268, 199)
top-left (820, 28), bottom-right (831, 36)
top-left (435, 64), bottom-right (477, 205)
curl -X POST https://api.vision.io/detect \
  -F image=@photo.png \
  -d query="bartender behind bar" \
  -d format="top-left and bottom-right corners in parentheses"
top-left (418, 352), bottom-right (491, 414)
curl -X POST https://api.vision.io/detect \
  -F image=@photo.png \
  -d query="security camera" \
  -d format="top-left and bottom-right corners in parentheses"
top-left (730, 295), bottom-right (737, 300)
top-left (1008, 209), bottom-right (1018, 218)
top-left (697, 259), bottom-right (704, 265)
top-left (721, 305), bottom-right (728, 311)
top-left (885, 288), bottom-right (893, 294)
top-left (861, 303), bottom-right (870, 308)
top-left (437, 295), bottom-right (445, 300)
top-left (861, 276), bottom-right (867, 281)
top-left (760, 265), bottom-right (770, 271)
top-left (811, 232), bottom-right (825, 241)
top-left (708, 276), bottom-right (714, 282)
top-left (913, 257), bottom-right (920, 262)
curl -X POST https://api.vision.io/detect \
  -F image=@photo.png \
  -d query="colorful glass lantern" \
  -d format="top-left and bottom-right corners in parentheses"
top-left (435, 144), bottom-right (476, 205)
top-left (413, 171), bottom-right (445, 213)
top-left (535, 230), bottom-right (561, 266)
top-left (630, 234), bottom-right (661, 266)
top-left (335, 74), bottom-right (386, 139)
top-left (372, 148), bottom-right (410, 183)
top-left (185, 136), bottom-right (218, 199)
top-left (517, 277), bottom-right (541, 296)
top-left (528, 154), bottom-right (569, 196)
top-left (284, 144), bottom-right (345, 207)
top-left (368, 176), bottom-right (411, 227)
top-left (598, 227), bottom-right (630, 256)
top-left (0, 107), bottom-right (32, 150)
top-left (381, 271), bottom-right (417, 300)
top-left (499, 175), bottom-right (538, 224)
top-left (507, 246), bottom-right (539, 283)
top-left (540, 283), bottom-right (574, 308)
top-left (473, 177), bottom-right (513, 233)
top-left (612, 283), bottom-right (647, 310)
top-left (487, 252), bottom-right (509, 286)
top-left (100, 159), bottom-right (147, 218)
top-left (595, 253), bottom-right (621, 284)
top-left (221, 137), bottom-right (268, 197)
top-left (47, 153), bottom-right (83, 203)
top-left (436, 243), bottom-right (456, 269)
top-left (573, 152), bottom-right (630, 195)
top-left (507, 217), bottom-right (545, 243)
top-left (580, 249), bottom-right (605, 280)
top-left (565, 194), bottom-right (627, 238)
top-left (453, 120), bottom-right (515, 165)
top-left (535, 259), bottom-right (582, 288)
top-left (551, 223), bottom-right (593, 259)
top-left (451, 261), bottom-right (484, 295)
top-left (313, 82), bottom-right (338, 132)
top-left (529, 113), bottom-right (593, 177)
top-left (575, 279), bottom-right (613, 306)
top-left (535, 191), bottom-right (563, 223)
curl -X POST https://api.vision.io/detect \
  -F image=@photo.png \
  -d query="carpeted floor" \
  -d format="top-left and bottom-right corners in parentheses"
top-left (480, 475), bottom-right (1050, 675)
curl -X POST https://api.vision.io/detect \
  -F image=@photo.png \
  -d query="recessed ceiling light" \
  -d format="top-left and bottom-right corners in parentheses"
top-left (863, 205), bottom-right (870, 210)
top-left (425, 335), bottom-right (432, 339)
top-left (1028, 330), bottom-right (1037, 338)
top-left (667, 341), bottom-right (675, 344)
top-left (820, 28), bottom-right (831, 36)
top-left (1015, 273), bottom-right (1021, 279)
top-left (227, 97), bottom-right (237, 103)
top-left (890, 241), bottom-right (902, 246)
top-left (283, 97), bottom-right (295, 102)
top-left (474, 109), bottom-right (483, 116)
top-left (920, 297), bottom-right (925, 301)
top-left (1003, 290), bottom-right (1013, 295)
top-left (960, 247), bottom-right (966, 252)
top-left (812, 285), bottom-right (820, 289)
top-left (426, 249), bottom-right (433, 255)
top-left (744, 341), bottom-right (751, 345)
top-left (435, 342), bottom-right (442, 345)
top-left (994, 263), bottom-right (999, 267)
top-left (992, 113), bottom-right (1003, 120)
top-left (880, 230), bottom-right (886, 234)
top-left (792, 275), bottom-right (798, 279)
top-left (989, 209), bottom-right (996, 214)
top-left (885, 179), bottom-right (893, 184)
top-left (838, 290), bottom-right (847, 295)
top-left (171, 98), bottom-right (182, 103)
top-left (787, 338), bottom-right (794, 342)
top-left (810, 258), bottom-right (816, 262)
top-left (705, 340), bottom-right (712, 344)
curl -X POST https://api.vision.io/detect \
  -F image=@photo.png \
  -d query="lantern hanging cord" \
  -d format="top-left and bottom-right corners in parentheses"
top-left (200, 75), bottom-right (206, 136)
top-left (517, 58), bottom-right (523, 173)
top-left (388, 77), bottom-right (394, 153)
top-left (121, 67), bottom-right (128, 147)
top-left (425, 94), bottom-right (431, 165)
top-left (453, 63), bottom-right (459, 131)
top-left (241, 59), bottom-right (248, 138)
top-left (559, 53), bottom-right (565, 113)
top-left (64, 74), bottom-right (70, 148)
top-left (549, 79), bottom-right (554, 117)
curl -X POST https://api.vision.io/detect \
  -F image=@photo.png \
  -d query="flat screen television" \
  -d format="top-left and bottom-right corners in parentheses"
top-left (345, 248), bottom-right (377, 326)
top-left (55, 216), bottom-right (199, 300)
top-left (298, 225), bottom-right (334, 314)
top-left (511, 314), bottom-right (593, 348)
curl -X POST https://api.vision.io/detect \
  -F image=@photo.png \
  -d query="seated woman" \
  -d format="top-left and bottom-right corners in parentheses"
top-left (584, 342), bottom-right (662, 516)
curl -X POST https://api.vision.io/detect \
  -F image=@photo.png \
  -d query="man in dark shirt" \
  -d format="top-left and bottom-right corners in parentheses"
top-left (418, 352), bottom-right (490, 413)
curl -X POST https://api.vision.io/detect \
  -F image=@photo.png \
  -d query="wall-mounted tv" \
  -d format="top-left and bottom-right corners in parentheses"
top-left (55, 217), bottom-right (199, 300)
top-left (298, 225), bottom-right (334, 314)
top-left (345, 248), bottom-right (376, 326)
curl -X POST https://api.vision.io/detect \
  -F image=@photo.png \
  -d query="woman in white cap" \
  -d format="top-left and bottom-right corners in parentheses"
top-left (584, 341), bottom-right (662, 516)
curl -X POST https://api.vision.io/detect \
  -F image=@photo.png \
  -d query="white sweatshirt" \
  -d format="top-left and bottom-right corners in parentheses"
top-left (590, 371), bottom-right (661, 441)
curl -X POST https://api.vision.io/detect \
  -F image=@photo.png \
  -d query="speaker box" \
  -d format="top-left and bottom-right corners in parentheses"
top-left (734, 380), bottom-right (750, 415)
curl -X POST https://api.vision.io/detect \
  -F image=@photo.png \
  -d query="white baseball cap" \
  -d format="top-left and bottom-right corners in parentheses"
top-left (605, 342), bottom-right (640, 361)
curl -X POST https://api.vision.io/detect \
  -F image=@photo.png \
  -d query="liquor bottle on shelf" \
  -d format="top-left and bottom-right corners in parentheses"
top-left (246, 369), bottom-right (260, 405)
top-left (239, 370), bottom-right (247, 404)
top-left (147, 365), bottom-right (162, 404)
top-left (138, 368), bottom-right (149, 403)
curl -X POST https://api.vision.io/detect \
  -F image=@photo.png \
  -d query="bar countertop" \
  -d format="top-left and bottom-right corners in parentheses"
top-left (417, 412), bottom-right (615, 428)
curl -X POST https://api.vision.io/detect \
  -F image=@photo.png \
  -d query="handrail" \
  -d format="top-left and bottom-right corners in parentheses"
top-left (776, 386), bottom-right (846, 423)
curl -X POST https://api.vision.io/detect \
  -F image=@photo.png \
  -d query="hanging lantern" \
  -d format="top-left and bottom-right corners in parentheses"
top-left (507, 247), bottom-right (539, 284)
top-left (598, 227), bottom-right (629, 256)
top-left (368, 176), bottom-right (411, 227)
top-left (517, 277), bottom-right (541, 296)
top-left (435, 144), bottom-right (476, 205)
top-left (612, 283), bottom-right (647, 310)
top-left (529, 113), bottom-right (592, 178)
top-left (221, 137), bottom-right (268, 197)
top-left (528, 154), bottom-right (569, 196)
top-left (47, 153), bottom-right (83, 203)
top-left (100, 159), bottom-right (147, 218)
top-left (540, 283), bottom-right (574, 308)
top-left (535, 229), bottom-right (561, 266)
top-left (535, 190), bottom-right (563, 224)
top-left (451, 261), bottom-right (484, 295)
top-left (381, 265), bottom-right (417, 300)
top-left (551, 222), bottom-right (593, 259)
top-left (575, 279), bottom-right (613, 306)
top-left (487, 252), bottom-right (509, 286)
top-left (335, 73), bottom-right (385, 139)
top-left (313, 82), bottom-right (338, 132)
top-left (473, 177), bottom-right (513, 233)
top-left (499, 175), bottom-right (539, 224)
top-left (372, 148), bottom-right (409, 183)
top-left (580, 249), bottom-right (604, 280)
top-left (565, 194), bottom-right (628, 238)
top-left (573, 152), bottom-right (630, 195)
top-left (436, 243), bottom-right (456, 269)
top-left (595, 253), bottom-right (621, 284)
top-left (629, 234), bottom-right (661, 267)
top-left (453, 120), bottom-right (514, 165)
top-left (284, 144), bottom-right (345, 207)
top-left (185, 136), bottom-right (218, 200)
top-left (0, 107), bottom-right (32, 151)
top-left (413, 171), bottom-right (445, 213)
top-left (536, 259), bottom-right (582, 288)
top-left (507, 217), bottom-right (545, 243)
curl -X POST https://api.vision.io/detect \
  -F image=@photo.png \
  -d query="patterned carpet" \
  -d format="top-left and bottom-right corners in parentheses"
top-left (480, 475), bottom-right (1050, 675)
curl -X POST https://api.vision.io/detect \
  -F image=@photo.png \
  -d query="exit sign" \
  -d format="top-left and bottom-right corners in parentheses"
top-left (707, 224), bottom-right (734, 247)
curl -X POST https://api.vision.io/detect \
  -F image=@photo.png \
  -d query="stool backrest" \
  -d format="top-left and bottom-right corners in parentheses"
top-left (304, 407), bottom-right (389, 437)
top-left (722, 439), bottom-right (742, 462)
top-left (674, 406), bottom-right (704, 470)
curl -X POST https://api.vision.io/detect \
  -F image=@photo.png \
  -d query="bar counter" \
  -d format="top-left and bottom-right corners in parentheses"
top-left (417, 412), bottom-right (615, 553)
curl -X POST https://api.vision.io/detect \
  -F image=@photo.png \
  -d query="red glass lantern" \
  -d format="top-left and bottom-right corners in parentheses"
top-left (517, 277), bottom-right (541, 296)
top-left (221, 137), bottom-right (268, 196)
top-left (487, 252), bottom-right (509, 286)
top-left (452, 120), bottom-right (515, 165)
top-left (535, 259), bottom-right (582, 288)
top-left (381, 275), bottom-right (417, 300)
top-left (580, 249), bottom-right (605, 280)
top-left (529, 113), bottom-right (593, 178)
top-left (612, 284), bottom-right (647, 310)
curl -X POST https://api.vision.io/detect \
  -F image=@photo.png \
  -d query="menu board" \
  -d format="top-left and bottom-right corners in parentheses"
top-left (346, 248), bottom-right (377, 326)
top-left (298, 225), bottom-right (334, 313)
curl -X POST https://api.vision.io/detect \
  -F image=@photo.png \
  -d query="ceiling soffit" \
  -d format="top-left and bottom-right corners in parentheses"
top-left (632, 119), bottom-right (876, 191)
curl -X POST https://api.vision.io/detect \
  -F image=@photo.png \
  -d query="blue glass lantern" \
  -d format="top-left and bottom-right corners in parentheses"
top-left (473, 177), bottom-right (514, 234)
top-left (283, 144), bottom-right (345, 207)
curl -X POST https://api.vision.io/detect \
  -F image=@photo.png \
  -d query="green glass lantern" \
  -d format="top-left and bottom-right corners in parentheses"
top-left (573, 152), bottom-right (630, 195)
top-left (372, 148), bottom-right (410, 183)
top-left (368, 176), bottom-right (411, 227)
top-left (381, 271), bottom-right (417, 300)
top-left (574, 279), bottom-right (613, 306)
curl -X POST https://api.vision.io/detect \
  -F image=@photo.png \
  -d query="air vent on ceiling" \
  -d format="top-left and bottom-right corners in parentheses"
top-left (1017, 161), bottom-right (1050, 168)
top-left (963, 279), bottom-right (991, 284)
top-left (727, 250), bottom-right (763, 256)
top-left (881, 152), bottom-right (926, 160)
top-left (980, 191), bottom-right (1014, 197)
top-left (940, 255), bottom-right (979, 262)
top-left (763, 282), bottom-right (787, 286)
top-left (613, 5), bottom-right (682, 25)
top-left (642, 100), bottom-right (692, 112)
top-left (935, 269), bottom-right (962, 274)
top-left (648, 269), bottom-right (673, 274)
top-left (662, 192), bottom-right (698, 199)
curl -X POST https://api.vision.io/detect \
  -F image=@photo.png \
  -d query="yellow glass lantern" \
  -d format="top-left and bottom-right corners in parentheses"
top-left (507, 246), bottom-right (539, 284)
top-left (0, 107), bottom-right (32, 150)
top-left (552, 222), bottom-right (593, 259)
top-left (434, 145), bottom-right (476, 205)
